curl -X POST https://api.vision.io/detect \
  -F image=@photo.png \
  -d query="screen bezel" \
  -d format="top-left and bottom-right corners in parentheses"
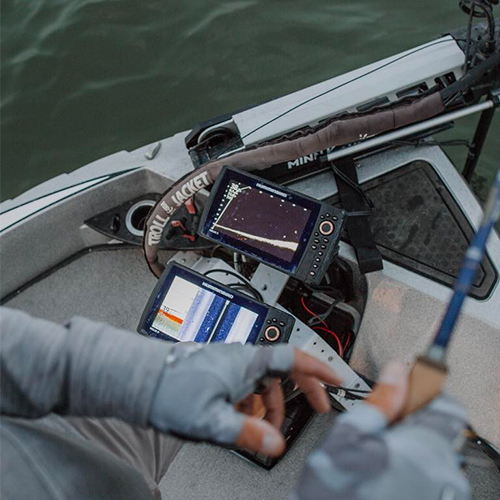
top-left (199, 167), bottom-right (321, 273)
top-left (139, 262), bottom-right (269, 344)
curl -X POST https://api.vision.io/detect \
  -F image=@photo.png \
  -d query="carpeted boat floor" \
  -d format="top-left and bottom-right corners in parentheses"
top-left (5, 248), bottom-right (499, 499)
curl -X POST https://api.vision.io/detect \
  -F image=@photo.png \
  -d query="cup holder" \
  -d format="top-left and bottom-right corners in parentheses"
top-left (125, 200), bottom-right (156, 237)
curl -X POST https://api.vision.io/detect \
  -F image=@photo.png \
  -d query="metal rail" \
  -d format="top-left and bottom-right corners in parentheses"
top-left (326, 99), bottom-right (495, 163)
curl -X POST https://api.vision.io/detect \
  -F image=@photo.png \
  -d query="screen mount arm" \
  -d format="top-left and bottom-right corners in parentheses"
top-left (250, 264), bottom-right (371, 410)
top-left (250, 264), bottom-right (289, 306)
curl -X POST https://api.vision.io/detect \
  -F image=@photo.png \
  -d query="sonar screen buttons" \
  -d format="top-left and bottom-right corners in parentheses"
top-left (264, 325), bottom-right (281, 342)
top-left (319, 220), bottom-right (335, 236)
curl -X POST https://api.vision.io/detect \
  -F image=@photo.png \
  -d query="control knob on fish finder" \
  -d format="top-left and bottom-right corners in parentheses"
top-left (264, 325), bottom-right (281, 342)
top-left (319, 220), bottom-right (335, 236)
top-left (198, 166), bottom-right (347, 285)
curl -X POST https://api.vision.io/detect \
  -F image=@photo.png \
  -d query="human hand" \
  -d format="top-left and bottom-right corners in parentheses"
top-left (366, 361), bottom-right (469, 470)
top-left (365, 359), bottom-right (409, 421)
top-left (294, 360), bottom-right (470, 500)
top-left (149, 342), bottom-right (340, 457)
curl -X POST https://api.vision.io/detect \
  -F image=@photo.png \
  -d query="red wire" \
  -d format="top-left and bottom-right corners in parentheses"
top-left (313, 326), bottom-right (344, 358)
top-left (300, 296), bottom-right (328, 328)
top-left (300, 296), bottom-right (344, 357)
top-left (344, 330), bottom-right (352, 352)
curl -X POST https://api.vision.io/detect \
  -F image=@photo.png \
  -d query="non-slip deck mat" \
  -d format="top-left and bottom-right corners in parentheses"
top-left (6, 248), bottom-right (160, 330)
top-left (5, 248), bottom-right (499, 499)
top-left (327, 160), bottom-right (497, 299)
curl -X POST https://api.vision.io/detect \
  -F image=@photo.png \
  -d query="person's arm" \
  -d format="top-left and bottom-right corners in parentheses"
top-left (0, 306), bottom-right (174, 426)
top-left (293, 362), bottom-right (471, 500)
top-left (1, 306), bottom-right (341, 457)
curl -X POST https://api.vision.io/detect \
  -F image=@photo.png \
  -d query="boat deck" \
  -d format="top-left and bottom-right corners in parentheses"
top-left (5, 247), bottom-right (499, 499)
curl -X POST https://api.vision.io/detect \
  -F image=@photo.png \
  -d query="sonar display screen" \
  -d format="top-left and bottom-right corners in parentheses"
top-left (142, 265), bottom-right (267, 344)
top-left (201, 168), bottom-right (320, 272)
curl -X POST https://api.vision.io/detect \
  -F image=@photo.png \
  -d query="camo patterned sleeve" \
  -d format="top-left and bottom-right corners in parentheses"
top-left (293, 396), bottom-right (470, 500)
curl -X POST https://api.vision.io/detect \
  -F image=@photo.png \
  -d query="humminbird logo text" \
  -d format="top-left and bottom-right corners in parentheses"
top-left (148, 171), bottom-right (210, 246)
top-left (202, 282), bottom-right (234, 299)
top-left (256, 183), bottom-right (288, 198)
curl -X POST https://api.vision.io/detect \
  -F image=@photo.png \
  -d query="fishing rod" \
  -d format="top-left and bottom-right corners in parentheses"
top-left (402, 168), bottom-right (500, 416)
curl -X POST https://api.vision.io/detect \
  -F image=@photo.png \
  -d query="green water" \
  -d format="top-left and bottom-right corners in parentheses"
top-left (1, 0), bottom-right (498, 202)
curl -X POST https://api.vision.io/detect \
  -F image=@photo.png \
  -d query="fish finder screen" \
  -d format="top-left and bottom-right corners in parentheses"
top-left (145, 266), bottom-right (267, 344)
top-left (201, 169), bottom-right (320, 272)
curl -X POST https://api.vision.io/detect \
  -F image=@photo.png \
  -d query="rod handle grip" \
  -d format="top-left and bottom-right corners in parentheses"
top-left (401, 356), bottom-right (447, 418)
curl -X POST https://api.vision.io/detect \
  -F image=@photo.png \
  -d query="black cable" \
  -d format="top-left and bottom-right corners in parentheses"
top-left (209, 245), bottom-right (221, 258)
top-left (467, 2), bottom-right (496, 45)
top-left (160, 244), bottom-right (216, 252)
top-left (331, 135), bottom-right (474, 220)
top-left (207, 246), bottom-right (254, 277)
top-left (328, 385), bottom-right (370, 394)
top-left (347, 210), bottom-right (373, 218)
top-left (327, 386), bottom-right (369, 401)
top-left (204, 268), bottom-right (253, 284)
top-left (329, 162), bottom-right (375, 209)
top-left (461, 0), bottom-right (496, 67)
top-left (441, 50), bottom-right (500, 103)
top-left (301, 285), bottom-right (343, 331)
top-left (203, 268), bottom-right (263, 301)
top-left (464, 2), bottom-right (476, 72)
top-left (285, 384), bottom-right (369, 405)
top-left (227, 283), bottom-right (262, 301)
top-left (302, 282), bottom-right (345, 302)
top-left (306, 303), bottom-right (336, 328)
top-left (207, 39), bottom-right (458, 159)
top-left (314, 300), bottom-right (339, 325)
top-left (389, 138), bottom-right (472, 149)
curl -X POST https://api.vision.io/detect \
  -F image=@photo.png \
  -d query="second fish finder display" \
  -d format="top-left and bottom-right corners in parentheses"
top-left (201, 168), bottom-right (320, 273)
top-left (151, 274), bottom-right (262, 344)
top-left (138, 263), bottom-right (295, 346)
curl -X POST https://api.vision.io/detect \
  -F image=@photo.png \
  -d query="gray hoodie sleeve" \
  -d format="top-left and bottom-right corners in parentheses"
top-left (0, 307), bottom-right (175, 426)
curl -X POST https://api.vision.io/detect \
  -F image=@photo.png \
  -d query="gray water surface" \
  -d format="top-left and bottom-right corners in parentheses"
top-left (1, 0), bottom-right (498, 202)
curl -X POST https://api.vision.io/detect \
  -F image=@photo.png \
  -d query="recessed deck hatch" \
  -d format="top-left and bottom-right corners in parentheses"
top-left (327, 160), bottom-right (497, 300)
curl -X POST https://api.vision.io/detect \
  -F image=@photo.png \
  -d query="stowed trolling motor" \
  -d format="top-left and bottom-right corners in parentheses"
top-left (143, 3), bottom-right (499, 278)
top-left (85, 4), bottom-right (499, 270)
